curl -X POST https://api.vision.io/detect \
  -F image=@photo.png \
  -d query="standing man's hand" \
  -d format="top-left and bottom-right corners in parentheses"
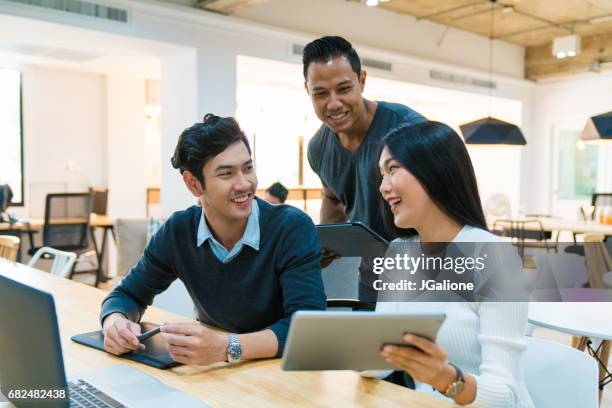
top-left (321, 248), bottom-right (340, 268)
top-left (102, 313), bottom-right (144, 355)
top-left (161, 322), bottom-right (229, 366)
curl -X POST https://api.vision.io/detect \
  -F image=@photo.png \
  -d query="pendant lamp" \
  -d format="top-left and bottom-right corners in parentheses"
top-left (460, 0), bottom-right (526, 146)
top-left (581, 111), bottom-right (612, 142)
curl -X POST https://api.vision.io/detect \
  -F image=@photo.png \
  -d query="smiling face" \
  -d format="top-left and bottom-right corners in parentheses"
top-left (305, 56), bottom-right (367, 135)
top-left (378, 147), bottom-right (433, 230)
top-left (183, 141), bottom-right (257, 224)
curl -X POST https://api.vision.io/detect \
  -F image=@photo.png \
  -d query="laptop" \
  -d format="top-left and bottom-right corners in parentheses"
top-left (282, 311), bottom-right (446, 371)
top-left (0, 274), bottom-right (209, 408)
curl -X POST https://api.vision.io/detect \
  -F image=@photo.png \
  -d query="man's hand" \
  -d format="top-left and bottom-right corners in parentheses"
top-left (320, 248), bottom-right (340, 269)
top-left (160, 322), bottom-right (229, 366)
top-left (102, 313), bottom-right (144, 355)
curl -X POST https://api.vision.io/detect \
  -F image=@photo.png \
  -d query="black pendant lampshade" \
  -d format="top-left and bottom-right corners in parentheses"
top-left (581, 111), bottom-right (612, 142)
top-left (460, 116), bottom-right (527, 145)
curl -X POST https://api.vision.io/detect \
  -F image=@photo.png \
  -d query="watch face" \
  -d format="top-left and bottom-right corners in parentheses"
top-left (227, 337), bottom-right (242, 362)
top-left (446, 381), bottom-right (465, 398)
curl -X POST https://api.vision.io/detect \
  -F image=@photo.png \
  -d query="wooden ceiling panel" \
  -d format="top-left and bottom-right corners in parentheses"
top-left (507, 0), bottom-right (611, 22)
top-left (526, 32), bottom-right (612, 80)
top-left (196, 0), bottom-right (271, 14)
top-left (503, 27), bottom-right (572, 47)
top-left (380, 0), bottom-right (612, 47)
top-left (381, 0), bottom-right (486, 19)
top-left (445, 8), bottom-right (553, 39)
top-left (577, 20), bottom-right (612, 36)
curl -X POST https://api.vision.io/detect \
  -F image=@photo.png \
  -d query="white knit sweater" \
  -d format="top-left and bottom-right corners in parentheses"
top-left (376, 225), bottom-right (535, 408)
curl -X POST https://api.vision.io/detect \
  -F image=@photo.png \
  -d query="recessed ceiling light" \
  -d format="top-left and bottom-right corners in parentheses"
top-left (555, 51), bottom-right (567, 59)
top-left (502, 6), bottom-right (514, 13)
top-left (366, 0), bottom-right (379, 6)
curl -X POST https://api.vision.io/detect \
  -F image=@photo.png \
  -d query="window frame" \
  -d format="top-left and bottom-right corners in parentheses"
top-left (1, 70), bottom-right (25, 206)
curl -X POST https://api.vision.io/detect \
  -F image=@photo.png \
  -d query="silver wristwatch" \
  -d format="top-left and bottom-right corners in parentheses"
top-left (226, 334), bottom-right (242, 362)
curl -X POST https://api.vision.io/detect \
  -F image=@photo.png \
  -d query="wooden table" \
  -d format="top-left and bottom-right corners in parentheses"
top-left (0, 214), bottom-right (114, 230)
top-left (0, 259), bottom-right (450, 408)
top-left (0, 215), bottom-right (115, 286)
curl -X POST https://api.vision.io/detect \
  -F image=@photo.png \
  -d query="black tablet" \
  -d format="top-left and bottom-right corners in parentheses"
top-left (71, 322), bottom-right (180, 369)
top-left (316, 222), bottom-right (389, 257)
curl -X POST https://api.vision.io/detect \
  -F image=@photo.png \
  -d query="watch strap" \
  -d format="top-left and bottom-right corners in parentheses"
top-left (443, 362), bottom-right (465, 398)
top-left (226, 334), bottom-right (242, 362)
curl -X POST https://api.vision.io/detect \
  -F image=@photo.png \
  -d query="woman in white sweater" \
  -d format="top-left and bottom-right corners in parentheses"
top-left (375, 120), bottom-right (534, 407)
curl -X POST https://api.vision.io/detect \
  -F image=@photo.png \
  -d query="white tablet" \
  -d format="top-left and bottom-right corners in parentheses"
top-left (281, 311), bottom-right (446, 371)
top-left (316, 222), bottom-right (389, 257)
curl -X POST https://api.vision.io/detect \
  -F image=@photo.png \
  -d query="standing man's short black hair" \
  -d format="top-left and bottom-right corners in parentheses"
top-left (265, 182), bottom-right (289, 204)
top-left (170, 113), bottom-right (251, 187)
top-left (302, 36), bottom-right (362, 80)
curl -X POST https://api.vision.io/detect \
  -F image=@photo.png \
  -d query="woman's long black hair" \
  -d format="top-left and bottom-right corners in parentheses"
top-left (378, 120), bottom-right (488, 239)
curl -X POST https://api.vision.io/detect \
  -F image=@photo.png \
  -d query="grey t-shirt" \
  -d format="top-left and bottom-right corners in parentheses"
top-left (307, 101), bottom-right (425, 240)
top-left (307, 101), bottom-right (425, 301)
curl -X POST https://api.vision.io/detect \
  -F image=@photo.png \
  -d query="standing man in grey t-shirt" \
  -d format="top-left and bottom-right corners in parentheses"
top-left (303, 36), bottom-right (425, 303)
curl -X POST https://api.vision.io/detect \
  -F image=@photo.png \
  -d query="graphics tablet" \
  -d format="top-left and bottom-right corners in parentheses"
top-left (281, 311), bottom-right (446, 371)
top-left (316, 222), bottom-right (389, 257)
top-left (71, 322), bottom-right (180, 369)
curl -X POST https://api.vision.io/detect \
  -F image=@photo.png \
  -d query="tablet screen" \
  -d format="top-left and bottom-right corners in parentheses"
top-left (71, 322), bottom-right (180, 369)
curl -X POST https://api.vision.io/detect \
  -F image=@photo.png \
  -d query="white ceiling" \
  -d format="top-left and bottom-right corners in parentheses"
top-left (0, 12), bottom-right (187, 78)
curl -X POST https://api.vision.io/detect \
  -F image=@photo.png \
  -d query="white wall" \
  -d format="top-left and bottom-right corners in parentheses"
top-left (234, 0), bottom-right (525, 79)
top-left (106, 74), bottom-right (147, 219)
top-left (14, 66), bottom-right (106, 218)
top-left (528, 72), bottom-right (612, 218)
top-left (0, 0), bottom-right (532, 218)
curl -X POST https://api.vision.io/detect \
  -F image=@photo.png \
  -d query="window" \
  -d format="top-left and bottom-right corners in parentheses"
top-left (558, 130), bottom-right (598, 199)
top-left (0, 68), bottom-right (23, 205)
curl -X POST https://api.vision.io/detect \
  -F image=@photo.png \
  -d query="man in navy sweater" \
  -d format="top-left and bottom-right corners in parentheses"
top-left (100, 114), bottom-right (326, 365)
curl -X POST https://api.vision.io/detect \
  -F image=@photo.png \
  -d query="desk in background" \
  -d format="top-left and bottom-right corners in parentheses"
top-left (491, 217), bottom-right (612, 236)
top-left (0, 214), bottom-right (115, 286)
top-left (0, 259), bottom-right (450, 407)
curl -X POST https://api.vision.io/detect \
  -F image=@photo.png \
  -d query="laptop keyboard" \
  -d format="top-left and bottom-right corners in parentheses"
top-left (68, 379), bottom-right (126, 408)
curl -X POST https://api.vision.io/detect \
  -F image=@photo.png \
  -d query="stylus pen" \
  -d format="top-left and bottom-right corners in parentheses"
top-left (137, 326), bottom-right (161, 342)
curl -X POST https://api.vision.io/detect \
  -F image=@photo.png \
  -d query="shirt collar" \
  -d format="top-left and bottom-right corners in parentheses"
top-left (196, 198), bottom-right (260, 251)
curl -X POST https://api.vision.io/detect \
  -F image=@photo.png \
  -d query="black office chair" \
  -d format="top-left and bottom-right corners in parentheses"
top-left (28, 193), bottom-right (102, 285)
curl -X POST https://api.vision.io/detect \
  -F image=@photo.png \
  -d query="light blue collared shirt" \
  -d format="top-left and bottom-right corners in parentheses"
top-left (196, 199), bottom-right (260, 263)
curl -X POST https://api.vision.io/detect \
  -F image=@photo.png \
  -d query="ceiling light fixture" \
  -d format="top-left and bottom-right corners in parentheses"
top-left (553, 34), bottom-right (581, 59)
top-left (365, 0), bottom-right (379, 6)
top-left (459, 0), bottom-right (526, 146)
top-left (581, 111), bottom-right (612, 143)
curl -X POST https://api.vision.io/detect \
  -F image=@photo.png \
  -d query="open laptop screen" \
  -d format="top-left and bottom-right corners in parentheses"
top-left (0, 274), bottom-right (69, 408)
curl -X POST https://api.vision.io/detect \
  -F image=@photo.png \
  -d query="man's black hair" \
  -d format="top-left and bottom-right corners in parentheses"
top-left (170, 113), bottom-right (251, 187)
top-left (302, 36), bottom-right (361, 80)
top-left (266, 182), bottom-right (288, 203)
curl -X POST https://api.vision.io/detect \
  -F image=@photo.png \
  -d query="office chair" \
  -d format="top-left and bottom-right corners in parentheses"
top-left (522, 336), bottom-right (599, 408)
top-left (28, 247), bottom-right (77, 279)
top-left (28, 193), bottom-right (102, 284)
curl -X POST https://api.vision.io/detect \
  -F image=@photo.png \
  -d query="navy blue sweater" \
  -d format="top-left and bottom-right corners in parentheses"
top-left (100, 198), bottom-right (326, 356)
